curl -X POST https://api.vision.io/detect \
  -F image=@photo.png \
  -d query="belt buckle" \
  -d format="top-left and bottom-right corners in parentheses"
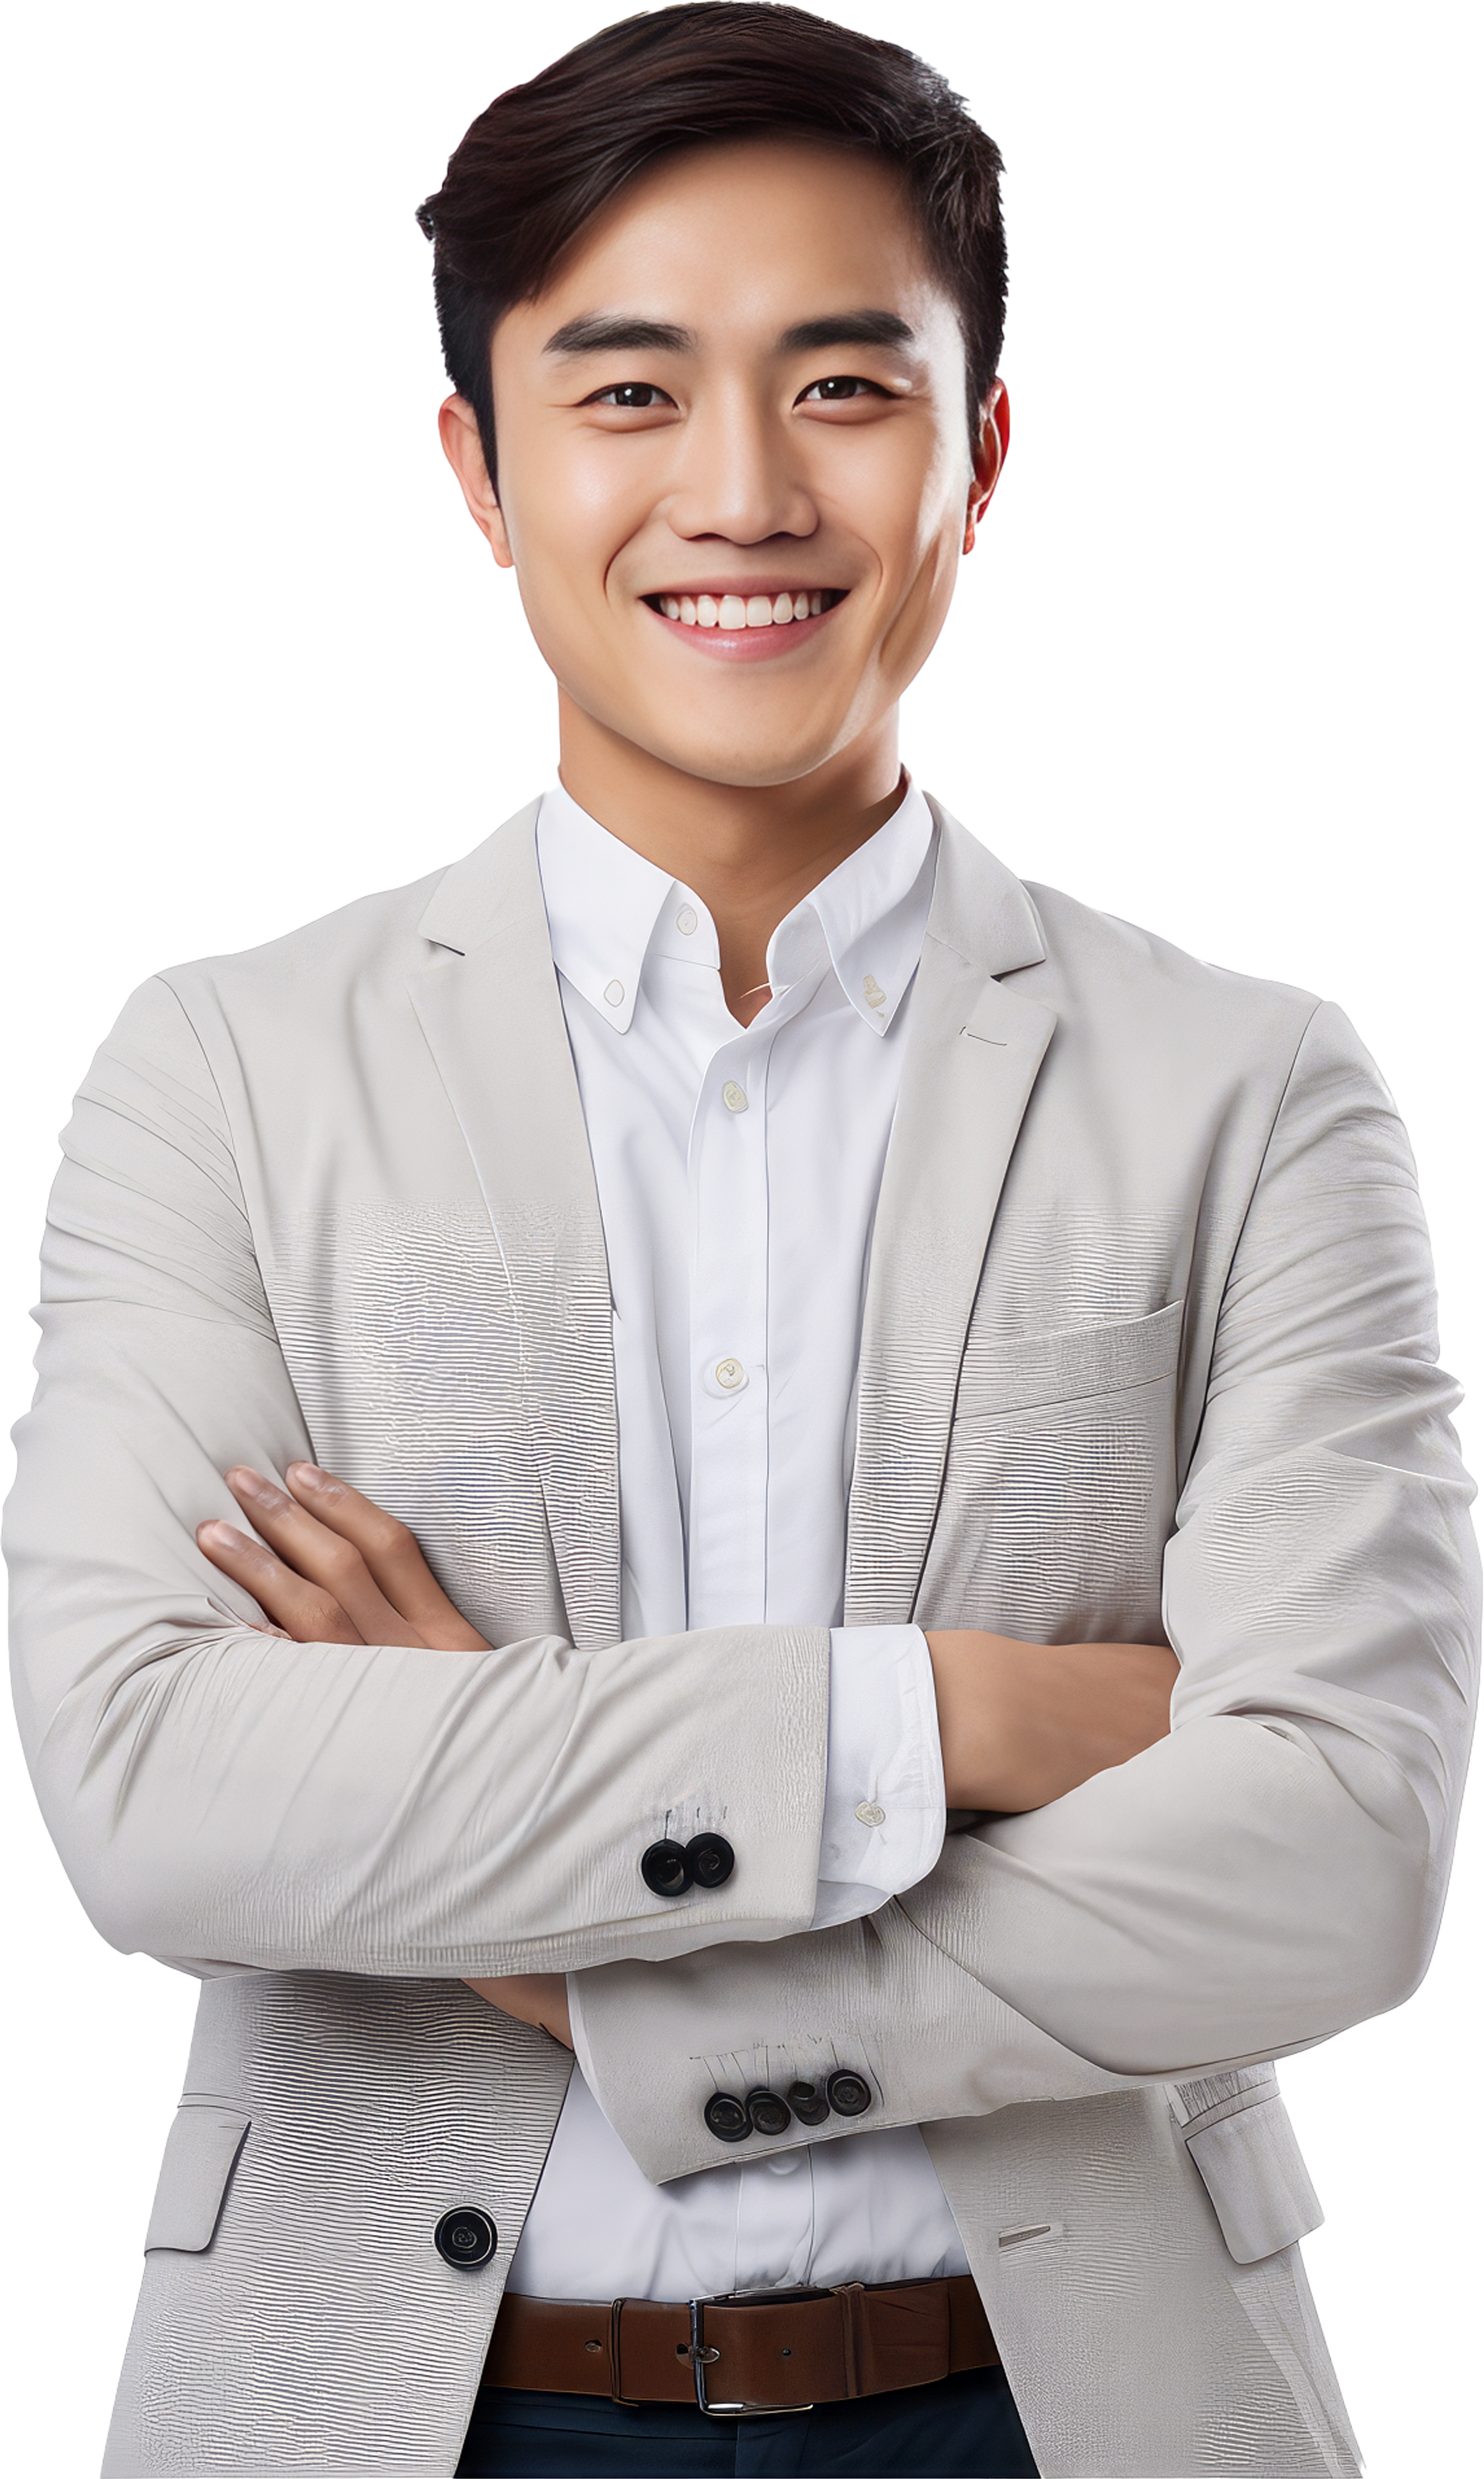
top-left (685, 2295), bottom-right (815, 2420)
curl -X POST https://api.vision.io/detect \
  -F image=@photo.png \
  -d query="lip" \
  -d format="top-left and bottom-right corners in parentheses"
top-left (643, 588), bottom-right (846, 663)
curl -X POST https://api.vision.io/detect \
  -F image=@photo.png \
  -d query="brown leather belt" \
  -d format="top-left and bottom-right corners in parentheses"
top-left (482, 2277), bottom-right (998, 2417)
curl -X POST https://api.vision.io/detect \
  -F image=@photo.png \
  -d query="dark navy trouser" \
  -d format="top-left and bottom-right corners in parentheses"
top-left (455, 2365), bottom-right (1039, 2475)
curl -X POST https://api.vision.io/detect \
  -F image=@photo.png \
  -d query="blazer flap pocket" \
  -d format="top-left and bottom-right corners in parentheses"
top-left (144, 2099), bottom-right (251, 2253)
top-left (1184, 2095), bottom-right (1322, 2264)
top-left (954, 1300), bottom-right (1184, 1422)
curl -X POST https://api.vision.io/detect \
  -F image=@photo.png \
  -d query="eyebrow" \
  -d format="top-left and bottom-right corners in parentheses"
top-left (542, 308), bottom-right (918, 358)
top-left (777, 311), bottom-right (917, 354)
top-left (544, 314), bottom-right (694, 356)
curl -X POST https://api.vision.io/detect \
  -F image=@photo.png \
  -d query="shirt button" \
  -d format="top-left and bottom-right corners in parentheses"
top-left (602, 979), bottom-right (624, 1007)
top-left (722, 1080), bottom-right (748, 1113)
top-left (854, 1800), bottom-right (887, 1827)
top-left (714, 1358), bottom-right (747, 1392)
top-left (676, 905), bottom-right (698, 935)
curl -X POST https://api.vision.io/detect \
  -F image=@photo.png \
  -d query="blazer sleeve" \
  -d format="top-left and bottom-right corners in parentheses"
top-left (570, 1000), bottom-right (1480, 2177)
top-left (4, 976), bottom-right (830, 1977)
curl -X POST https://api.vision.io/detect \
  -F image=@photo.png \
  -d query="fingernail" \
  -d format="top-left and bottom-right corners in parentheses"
top-left (199, 1520), bottom-right (250, 1549)
top-left (229, 1467), bottom-right (284, 1505)
top-left (288, 1462), bottom-right (330, 1489)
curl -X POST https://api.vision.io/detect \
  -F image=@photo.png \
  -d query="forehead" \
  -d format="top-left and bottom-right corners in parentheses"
top-left (513, 136), bottom-right (954, 344)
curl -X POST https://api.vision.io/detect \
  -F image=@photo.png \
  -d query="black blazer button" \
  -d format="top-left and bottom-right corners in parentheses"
top-left (434, 2207), bottom-right (497, 2267)
top-left (641, 1838), bottom-right (692, 1898)
top-left (746, 2087), bottom-right (792, 2137)
top-left (825, 2068), bottom-right (872, 2118)
top-left (786, 2079), bottom-right (830, 2126)
top-left (685, 1831), bottom-right (735, 1890)
top-left (703, 2092), bottom-right (751, 2144)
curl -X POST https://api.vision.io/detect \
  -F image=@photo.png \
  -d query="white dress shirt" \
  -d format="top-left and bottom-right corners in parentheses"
top-left (506, 778), bottom-right (964, 2301)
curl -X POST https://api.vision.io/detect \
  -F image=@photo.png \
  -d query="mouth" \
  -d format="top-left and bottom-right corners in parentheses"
top-left (643, 587), bottom-right (846, 631)
top-left (641, 584), bottom-right (848, 661)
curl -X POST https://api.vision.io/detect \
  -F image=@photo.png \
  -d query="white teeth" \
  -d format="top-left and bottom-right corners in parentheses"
top-left (658, 589), bottom-right (835, 628)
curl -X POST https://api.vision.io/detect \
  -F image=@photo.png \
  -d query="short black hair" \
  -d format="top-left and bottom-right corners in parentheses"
top-left (417, 3), bottom-right (1006, 484)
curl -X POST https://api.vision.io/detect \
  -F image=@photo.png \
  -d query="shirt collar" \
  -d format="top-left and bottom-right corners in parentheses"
top-left (535, 783), bottom-right (691, 1033)
top-left (535, 776), bottom-right (936, 1038)
top-left (767, 782), bottom-right (935, 1035)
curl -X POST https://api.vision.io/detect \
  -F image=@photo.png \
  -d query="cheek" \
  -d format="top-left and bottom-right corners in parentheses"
top-left (872, 500), bottom-right (965, 686)
top-left (835, 422), bottom-right (965, 598)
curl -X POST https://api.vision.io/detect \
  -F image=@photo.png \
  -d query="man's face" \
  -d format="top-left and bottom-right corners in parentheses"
top-left (450, 138), bottom-right (1004, 791)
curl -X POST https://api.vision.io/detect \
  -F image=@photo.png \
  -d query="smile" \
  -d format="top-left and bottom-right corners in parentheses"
top-left (644, 588), bottom-right (845, 629)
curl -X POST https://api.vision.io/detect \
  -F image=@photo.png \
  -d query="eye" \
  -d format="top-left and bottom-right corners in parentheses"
top-left (585, 381), bottom-right (675, 410)
top-left (799, 374), bottom-right (890, 403)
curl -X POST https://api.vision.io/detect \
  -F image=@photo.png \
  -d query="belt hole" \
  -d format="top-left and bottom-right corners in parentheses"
top-left (585, 2339), bottom-right (602, 2353)
top-left (675, 2342), bottom-right (687, 2357)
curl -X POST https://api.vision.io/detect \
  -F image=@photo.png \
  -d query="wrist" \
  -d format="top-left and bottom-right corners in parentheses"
top-left (924, 1629), bottom-right (1006, 1807)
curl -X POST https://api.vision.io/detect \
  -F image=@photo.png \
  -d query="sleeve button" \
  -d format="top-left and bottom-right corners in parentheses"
top-left (434, 2207), bottom-right (497, 2267)
top-left (746, 2087), bottom-right (792, 2137)
top-left (825, 2068), bottom-right (873, 2118)
top-left (640, 1839), bottom-right (693, 1897)
top-left (703, 2092), bottom-right (751, 2144)
top-left (786, 2079), bottom-right (830, 2126)
top-left (684, 1831), bottom-right (735, 1890)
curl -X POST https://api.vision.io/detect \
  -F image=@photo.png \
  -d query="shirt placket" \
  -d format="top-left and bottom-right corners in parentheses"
top-left (684, 1020), bottom-right (774, 1631)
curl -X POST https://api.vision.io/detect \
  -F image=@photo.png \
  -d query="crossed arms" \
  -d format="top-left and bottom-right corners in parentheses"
top-left (5, 972), bottom-right (1478, 2145)
top-left (193, 1456), bottom-right (1182, 2048)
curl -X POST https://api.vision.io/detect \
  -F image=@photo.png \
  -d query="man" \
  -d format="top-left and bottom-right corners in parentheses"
top-left (6, 6), bottom-right (1476, 2475)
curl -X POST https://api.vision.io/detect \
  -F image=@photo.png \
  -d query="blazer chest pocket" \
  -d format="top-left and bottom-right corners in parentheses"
top-left (144, 2096), bottom-right (251, 2253)
top-left (916, 1301), bottom-right (1183, 1641)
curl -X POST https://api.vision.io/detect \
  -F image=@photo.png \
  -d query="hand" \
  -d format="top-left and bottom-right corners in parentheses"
top-left (466, 1972), bottom-right (574, 2048)
top-left (926, 1631), bottom-right (1179, 1811)
top-left (197, 1462), bottom-right (491, 1650)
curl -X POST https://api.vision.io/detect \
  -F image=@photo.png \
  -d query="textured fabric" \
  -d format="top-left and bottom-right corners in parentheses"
top-left (519, 781), bottom-right (955, 2301)
top-left (5, 801), bottom-right (1473, 2477)
top-left (454, 2366), bottom-right (1039, 2475)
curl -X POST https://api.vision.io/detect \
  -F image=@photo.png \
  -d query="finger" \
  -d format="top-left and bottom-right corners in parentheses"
top-left (197, 1519), bottom-right (365, 1645)
top-left (223, 1468), bottom-right (427, 1648)
top-left (284, 1464), bottom-right (490, 1652)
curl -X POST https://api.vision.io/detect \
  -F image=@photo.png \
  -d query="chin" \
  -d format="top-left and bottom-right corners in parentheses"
top-left (643, 719), bottom-right (853, 792)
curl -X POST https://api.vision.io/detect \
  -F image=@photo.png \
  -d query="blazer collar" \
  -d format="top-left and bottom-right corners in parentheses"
top-left (844, 801), bottom-right (1056, 1625)
top-left (409, 805), bottom-right (620, 1652)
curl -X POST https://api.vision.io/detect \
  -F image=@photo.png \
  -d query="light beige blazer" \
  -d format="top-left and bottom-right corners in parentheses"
top-left (6, 802), bottom-right (1476, 2478)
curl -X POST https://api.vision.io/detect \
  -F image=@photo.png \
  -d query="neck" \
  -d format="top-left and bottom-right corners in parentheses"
top-left (556, 695), bottom-right (905, 1024)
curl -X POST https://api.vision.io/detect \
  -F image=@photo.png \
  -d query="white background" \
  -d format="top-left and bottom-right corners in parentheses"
top-left (2, 3), bottom-right (1479, 2470)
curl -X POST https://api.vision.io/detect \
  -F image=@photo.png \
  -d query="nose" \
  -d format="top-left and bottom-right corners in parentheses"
top-left (664, 386), bottom-right (818, 548)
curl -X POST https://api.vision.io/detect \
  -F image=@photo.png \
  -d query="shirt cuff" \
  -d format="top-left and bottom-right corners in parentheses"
top-left (811, 1626), bottom-right (945, 1929)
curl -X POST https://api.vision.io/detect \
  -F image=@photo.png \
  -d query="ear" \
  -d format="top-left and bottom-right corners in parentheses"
top-left (438, 394), bottom-right (513, 568)
top-left (963, 380), bottom-right (1010, 555)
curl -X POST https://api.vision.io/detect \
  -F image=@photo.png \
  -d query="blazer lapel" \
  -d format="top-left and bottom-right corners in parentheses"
top-left (845, 808), bottom-right (1055, 1625)
top-left (408, 804), bottom-right (620, 1652)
